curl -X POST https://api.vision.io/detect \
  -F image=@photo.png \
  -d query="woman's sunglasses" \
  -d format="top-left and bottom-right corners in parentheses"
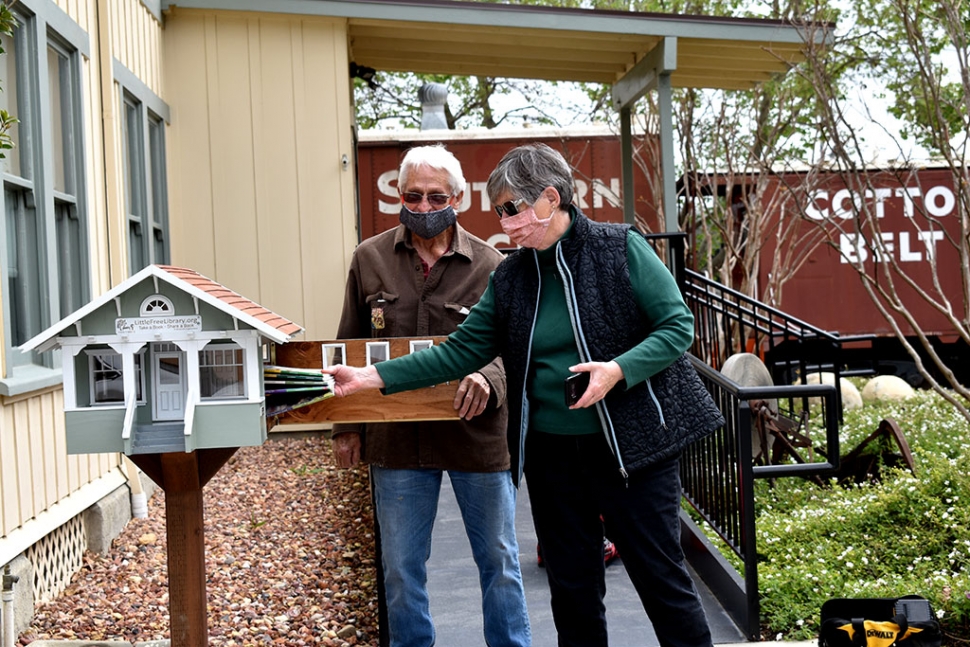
top-left (494, 198), bottom-right (527, 218)
top-left (402, 192), bottom-right (452, 208)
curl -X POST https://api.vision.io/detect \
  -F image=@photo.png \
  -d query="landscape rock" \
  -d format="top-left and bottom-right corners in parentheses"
top-left (862, 374), bottom-right (916, 403)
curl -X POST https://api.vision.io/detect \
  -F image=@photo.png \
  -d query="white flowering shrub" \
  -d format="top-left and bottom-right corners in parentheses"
top-left (751, 388), bottom-right (970, 640)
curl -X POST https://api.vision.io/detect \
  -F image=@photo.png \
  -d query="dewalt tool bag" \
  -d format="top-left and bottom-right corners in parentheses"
top-left (819, 596), bottom-right (942, 647)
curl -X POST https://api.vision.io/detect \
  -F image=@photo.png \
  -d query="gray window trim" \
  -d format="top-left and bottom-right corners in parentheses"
top-left (49, 33), bottom-right (91, 325)
top-left (123, 92), bottom-right (147, 270)
top-left (147, 114), bottom-right (170, 264)
top-left (112, 59), bottom-right (170, 124)
top-left (0, 1), bottom-right (90, 396)
top-left (113, 59), bottom-right (171, 274)
top-left (116, 59), bottom-right (170, 276)
top-left (12, 0), bottom-right (89, 58)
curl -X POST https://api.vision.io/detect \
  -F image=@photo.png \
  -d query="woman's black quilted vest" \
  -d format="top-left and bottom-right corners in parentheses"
top-left (492, 209), bottom-right (721, 482)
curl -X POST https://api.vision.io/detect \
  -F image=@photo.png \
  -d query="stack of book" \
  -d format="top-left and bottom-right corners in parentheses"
top-left (263, 365), bottom-right (335, 418)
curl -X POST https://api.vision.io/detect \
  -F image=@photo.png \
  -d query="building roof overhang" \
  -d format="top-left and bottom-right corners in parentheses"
top-left (162, 0), bottom-right (831, 92)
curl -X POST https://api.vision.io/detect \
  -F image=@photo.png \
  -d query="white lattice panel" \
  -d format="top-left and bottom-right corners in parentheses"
top-left (25, 515), bottom-right (86, 604)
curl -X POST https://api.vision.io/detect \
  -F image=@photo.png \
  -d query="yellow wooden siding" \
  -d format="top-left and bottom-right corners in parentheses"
top-left (164, 9), bottom-right (358, 339)
top-left (1, 0), bottom-right (142, 544)
top-left (1, 388), bottom-right (118, 538)
top-left (103, 0), bottom-right (162, 95)
top-left (54, 0), bottom-right (91, 32)
top-left (294, 19), bottom-right (360, 339)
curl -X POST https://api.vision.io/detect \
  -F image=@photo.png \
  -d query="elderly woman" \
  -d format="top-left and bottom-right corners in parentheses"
top-left (326, 143), bottom-right (722, 647)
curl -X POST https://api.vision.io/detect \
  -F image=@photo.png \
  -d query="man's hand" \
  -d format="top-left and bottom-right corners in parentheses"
top-left (453, 372), bottom-right (490, 420)
top-left (332, 432), bottom-right (361, 468)
top-left (323, 364), bottom-right (385, 397)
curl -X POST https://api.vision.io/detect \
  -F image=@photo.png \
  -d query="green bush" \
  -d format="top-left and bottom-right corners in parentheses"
top-left (753, 388), bottom-right (970, 641)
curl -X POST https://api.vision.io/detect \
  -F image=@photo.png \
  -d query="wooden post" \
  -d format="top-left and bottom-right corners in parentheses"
top-left (161, 451), bottom-right (208, 647)
top-left (131, 447), bottom-right (237, 647)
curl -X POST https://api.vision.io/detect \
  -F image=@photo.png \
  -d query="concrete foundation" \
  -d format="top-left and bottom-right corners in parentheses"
top-left (82, 485), bottom-right (131, 555)
top-left (83, 472), bottom-right (158, 555)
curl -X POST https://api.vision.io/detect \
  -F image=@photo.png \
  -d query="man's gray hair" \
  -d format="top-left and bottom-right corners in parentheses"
top-left (486, 143), bottom-right (574, 206)
top-left (399, 144), bottom-right (466, 195)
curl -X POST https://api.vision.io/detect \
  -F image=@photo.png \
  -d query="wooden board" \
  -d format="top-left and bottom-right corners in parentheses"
top-left (269, 338), bottom-right (460, 426)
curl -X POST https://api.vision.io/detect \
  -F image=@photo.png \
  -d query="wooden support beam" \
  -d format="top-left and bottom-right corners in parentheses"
top-left (160, 451), bottom-right (208, 647)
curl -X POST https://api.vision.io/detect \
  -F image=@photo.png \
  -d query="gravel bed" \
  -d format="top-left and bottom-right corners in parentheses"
top-left (19, 435), bottom-right (379, 646)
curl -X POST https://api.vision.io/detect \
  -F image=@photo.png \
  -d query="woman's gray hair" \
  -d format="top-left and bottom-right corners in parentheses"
top-left (486, 143), bottom-right (574, 206)
top-left (399, 144), bottom-right (466, 195)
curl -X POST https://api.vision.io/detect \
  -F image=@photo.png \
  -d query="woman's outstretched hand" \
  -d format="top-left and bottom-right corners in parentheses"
top-left (322, 364), bottom-right (385, 397)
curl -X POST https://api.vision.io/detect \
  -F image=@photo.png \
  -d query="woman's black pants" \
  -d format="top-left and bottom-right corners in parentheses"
top-left (524, 430), bottom-right (714, 647)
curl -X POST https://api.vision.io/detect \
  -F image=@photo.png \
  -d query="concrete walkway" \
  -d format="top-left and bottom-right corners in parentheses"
top-left (30, 473), bottom-right (815, 647)
top-left (426, 473), bottom-right (813, 647)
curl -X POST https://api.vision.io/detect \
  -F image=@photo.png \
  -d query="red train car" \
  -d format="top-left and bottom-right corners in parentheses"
top-left (757, 166), bottom-right (969, 382)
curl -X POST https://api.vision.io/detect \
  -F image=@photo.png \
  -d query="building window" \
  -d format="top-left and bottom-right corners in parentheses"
top-left (200, 344), bottom-right (245, 399)
top-left (122, 91), bottom-right (168, 274)
top-left (49, 38), bottom-right (85, 319)
top-left (0, 5), bottom-right (90, 388)
top-left (88, 350), bottom-right (145, 405)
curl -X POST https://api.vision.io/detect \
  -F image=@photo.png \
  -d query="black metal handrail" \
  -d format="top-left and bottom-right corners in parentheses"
top-left (683, 270), bottom-right (844, 394)
top-left (681, 357), bottom-right (840, 639)
top-left (639, 230), bottom-right (848, 638)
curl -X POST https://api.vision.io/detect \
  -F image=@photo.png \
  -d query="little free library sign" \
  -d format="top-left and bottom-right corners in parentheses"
top-left (116, 314), bottom-right (202, 335)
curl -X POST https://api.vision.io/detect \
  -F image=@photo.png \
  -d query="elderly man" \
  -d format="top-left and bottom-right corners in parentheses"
top-left (331, 144), bottom-right (530, 647)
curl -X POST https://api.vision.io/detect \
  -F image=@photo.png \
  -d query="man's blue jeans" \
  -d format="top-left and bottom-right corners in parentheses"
top-left (371, 466), bottom-right (531, 647)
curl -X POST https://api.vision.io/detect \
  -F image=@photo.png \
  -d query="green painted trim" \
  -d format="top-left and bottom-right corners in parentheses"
top-left (0, 365), bottom-right (63, 396)
top-left (112, 58), bottom-right (171, 123)
top-left (160, 0), bottom-right (822, 45)
top-left (620, 108), bottom-right (634, 226)
top-left (658, 73), bottom-right (677, 233)
top-left (66, 408), bottom-right (127, 455)
top-left (192, 401), bottom-right (267, 449)
top-left (16, 0), bottom-right (90, 58)
top-left (612, 36), bottom-right (677, 111)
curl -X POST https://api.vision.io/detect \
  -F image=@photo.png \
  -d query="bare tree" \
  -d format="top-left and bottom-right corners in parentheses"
top-left (792, 0), bottom-right (970, 417)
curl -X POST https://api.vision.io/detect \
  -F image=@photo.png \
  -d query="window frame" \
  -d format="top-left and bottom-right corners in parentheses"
top-left (0, 0), bottom-right (90, 396)
top-left (115, 59), bottom-right (170, 276)
top-left (199, 342), bottom-right (246, 401)
top-left (86, 348), bottom-right (147, 406)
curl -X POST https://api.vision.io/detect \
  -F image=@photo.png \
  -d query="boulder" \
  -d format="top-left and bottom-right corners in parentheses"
top-left (800, 372), bottom-right (863, 411)
top-left (721, 353), bottom-right (776, 459)
top-left (862, 374), bottom-right (916, 403)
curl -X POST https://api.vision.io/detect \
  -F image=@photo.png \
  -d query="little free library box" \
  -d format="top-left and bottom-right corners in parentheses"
top-left (21, 264), bottom-right (459, 458)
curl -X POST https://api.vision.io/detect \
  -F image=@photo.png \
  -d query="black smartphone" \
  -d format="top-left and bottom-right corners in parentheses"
top-left (564, 372), bottom-right (590, 406)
